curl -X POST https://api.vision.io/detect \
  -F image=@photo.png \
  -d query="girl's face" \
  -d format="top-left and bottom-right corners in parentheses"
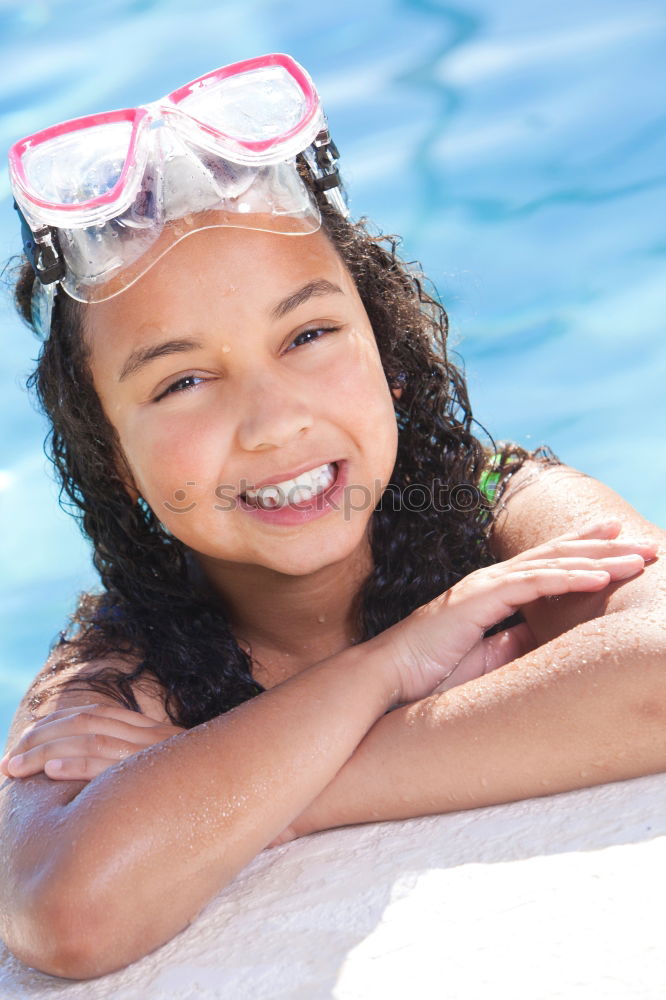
top-left (85, 224), bottom-right (399, 580)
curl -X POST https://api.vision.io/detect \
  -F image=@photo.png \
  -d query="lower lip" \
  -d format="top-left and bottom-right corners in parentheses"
top-left (238, 461), bottom-right (347, 526)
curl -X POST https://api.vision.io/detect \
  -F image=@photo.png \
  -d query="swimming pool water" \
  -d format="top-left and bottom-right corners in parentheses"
top-left (1, 0), bottom-right (664, 743)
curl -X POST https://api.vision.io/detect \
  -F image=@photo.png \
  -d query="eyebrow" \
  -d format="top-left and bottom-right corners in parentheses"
top-left (118, 338), bottom-right (204, 383)
top-left (270, 278), bottom-right (343, 320)
top-left (117, 279), bottom-right (344, 382)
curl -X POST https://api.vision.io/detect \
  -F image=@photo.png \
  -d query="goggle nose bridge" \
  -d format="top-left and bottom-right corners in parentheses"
top-left (19, 124), bottom-right (347, 289)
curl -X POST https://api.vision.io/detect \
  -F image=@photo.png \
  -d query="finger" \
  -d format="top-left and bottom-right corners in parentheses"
top-left (429, 643), bottom-right (484, 693)
top-left (5, 733), bottom-right (144, 778)
top-left (43, 756), bottom-right (119, 782)
top-left (482, 622), bottom-right (538, 669)
top-left (509, 553), bottom-right (650, 578)
top-left (564, 519), bottom-right (659, 546)
top-left (510, 519), bottom-right (622, 551)
top-left (27, 703), bottom-right (158, 731)
top-left (552, 518), bottom-right (623, 541)
top-left (431, 622), bottom-right (538, 693)
top-left (2, 706), bottom-right (103, 758)
top-left (501, 564), bottom-right (643, 602)
top-left (7, 710), bottom-right (163, 761)
top-left (7, 704), bottom-right (158, 760)
top-left (447, 563), bottom-right (643, 635)
top-left (508, 536), bottom-right (658, 565)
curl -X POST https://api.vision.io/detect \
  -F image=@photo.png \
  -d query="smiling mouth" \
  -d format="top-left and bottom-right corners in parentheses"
top-left (241, 461), bottom-right (340, 509)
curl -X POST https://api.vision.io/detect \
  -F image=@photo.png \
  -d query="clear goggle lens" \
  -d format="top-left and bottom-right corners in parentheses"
top-left (173, 64), bottom-right (311, 150)
top-left (10, 55), bottom-right (345, 315)
top-left (21, 119), bottom-right (135, 209)
top-left (13, 55), bottom-right (321, 223)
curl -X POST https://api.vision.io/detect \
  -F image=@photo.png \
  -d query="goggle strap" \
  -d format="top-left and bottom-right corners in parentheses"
top-left (14, 201), bottom-right (65, 285)
top-left (31, 278), bottom-right (57, 340)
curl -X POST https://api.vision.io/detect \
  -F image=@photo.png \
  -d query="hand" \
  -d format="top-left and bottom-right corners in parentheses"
top-left (428, 620), bottom-right (538, 695)
top-left (388, 518), bottom-right (657, 705)
top-left (0, 704), bottom-right (186, 781)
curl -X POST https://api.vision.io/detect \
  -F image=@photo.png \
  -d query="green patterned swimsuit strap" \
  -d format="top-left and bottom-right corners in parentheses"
top-left (478, 451), bottom-right (522, 506)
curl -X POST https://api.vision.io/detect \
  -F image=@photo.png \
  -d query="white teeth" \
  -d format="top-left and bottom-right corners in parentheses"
top-left (244, 462), bottom-right (336, 509)
top-left (291, 485), bottom-right (314, 503)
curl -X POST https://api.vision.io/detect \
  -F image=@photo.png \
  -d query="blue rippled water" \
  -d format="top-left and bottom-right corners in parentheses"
top-left (1, 0), bottom-right (665, 743)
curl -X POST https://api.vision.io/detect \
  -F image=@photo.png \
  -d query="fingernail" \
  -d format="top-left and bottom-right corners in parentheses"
top-left (7, 755), bottom-right (24, 772)
top-left (46, 759), bottom-right (63, 772)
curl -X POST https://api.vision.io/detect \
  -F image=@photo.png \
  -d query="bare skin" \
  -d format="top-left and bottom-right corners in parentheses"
top-left (87, 226), bottom-right (399, 680)
top-left (0, 223), bottom-right (663, 979)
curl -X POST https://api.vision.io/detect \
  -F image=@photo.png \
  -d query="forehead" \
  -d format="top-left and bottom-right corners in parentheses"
top-left (84, 225), bottom-right (354, 353)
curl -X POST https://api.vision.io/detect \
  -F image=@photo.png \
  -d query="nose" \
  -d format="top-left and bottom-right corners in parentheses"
top-left (235, 373), bottom-right (315, 452)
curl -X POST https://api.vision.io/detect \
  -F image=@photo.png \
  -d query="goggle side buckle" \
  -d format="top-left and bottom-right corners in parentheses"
top-left (14, 201), bottom-right (66, 285)
top-left (299, 128), bottom-right (348, 215)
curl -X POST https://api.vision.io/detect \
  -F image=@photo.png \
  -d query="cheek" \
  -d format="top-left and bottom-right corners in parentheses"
top-left (114, 327), bottom-right (397, 509)
top-left (322, 331), bottom-right (398, 460)
top-left (329, 327), bottom-right (390, 398)
top-left (120, 408), bottom-right (234, 506)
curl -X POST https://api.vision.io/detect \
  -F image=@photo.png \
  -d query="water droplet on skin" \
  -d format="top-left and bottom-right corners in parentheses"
top-left (317, 615), bottom-right (326, 624)
top-left (221, 344), bottom-right (231, 353)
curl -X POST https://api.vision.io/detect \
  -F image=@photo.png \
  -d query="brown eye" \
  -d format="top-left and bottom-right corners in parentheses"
top-left (287, 326), bottom-right (340, 351)
top-left (154, 375), bottom-right (205, 402)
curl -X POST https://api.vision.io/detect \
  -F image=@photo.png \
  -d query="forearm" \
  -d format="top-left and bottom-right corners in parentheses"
top-left (297, 610), bottom-right (666, 836)
top-left (37, 636), bottom-right (398, 978)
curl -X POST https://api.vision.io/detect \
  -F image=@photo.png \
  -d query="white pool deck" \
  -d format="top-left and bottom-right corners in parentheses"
top-left (1, 771), bottom-right (665, 999)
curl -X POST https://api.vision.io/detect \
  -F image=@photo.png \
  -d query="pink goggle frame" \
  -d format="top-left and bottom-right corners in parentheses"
top-left (10, 53), bottom-right (322, 219)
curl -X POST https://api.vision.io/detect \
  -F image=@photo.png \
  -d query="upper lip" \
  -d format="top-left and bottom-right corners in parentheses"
top-left (241, 459), bottom-right (340, 494)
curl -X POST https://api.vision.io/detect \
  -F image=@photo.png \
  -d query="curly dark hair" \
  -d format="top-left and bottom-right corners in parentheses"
top-left (11, 185), bottom-right (561, 728)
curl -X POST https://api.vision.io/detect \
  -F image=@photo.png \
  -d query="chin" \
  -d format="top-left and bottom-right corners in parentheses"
top-left (262, 527), bottom-right (371, 578)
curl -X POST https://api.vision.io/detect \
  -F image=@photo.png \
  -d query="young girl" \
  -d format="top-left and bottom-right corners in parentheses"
top-left (1, 54), bottom-right (663, 980)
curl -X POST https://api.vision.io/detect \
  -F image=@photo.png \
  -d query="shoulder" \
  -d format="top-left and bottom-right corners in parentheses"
top-left (489, 458), bottom-right (660, 560)
top-left (14, 650), bottom-right (171, 734)
top-left (487, 458), bottom-right (666, 640)
top-left (1, 652), bottom-right (171, 816)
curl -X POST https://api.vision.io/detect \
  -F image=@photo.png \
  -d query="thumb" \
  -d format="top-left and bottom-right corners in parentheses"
top-left (430, 621), bottom-right (538, 694)
top-left (482, 621), bottom-right (539, 671)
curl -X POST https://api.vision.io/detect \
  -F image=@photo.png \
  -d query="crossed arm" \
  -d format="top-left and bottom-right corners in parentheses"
top-left (1, 463), bottom-right (664, 977)
top-left (283, 461), bottom-right (666, 838)
top-left (9, 461), bottom-right (664, 831)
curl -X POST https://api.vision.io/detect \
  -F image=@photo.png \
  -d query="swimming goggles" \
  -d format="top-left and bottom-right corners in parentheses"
top-left (10, 53), bottom-right (346, 334)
